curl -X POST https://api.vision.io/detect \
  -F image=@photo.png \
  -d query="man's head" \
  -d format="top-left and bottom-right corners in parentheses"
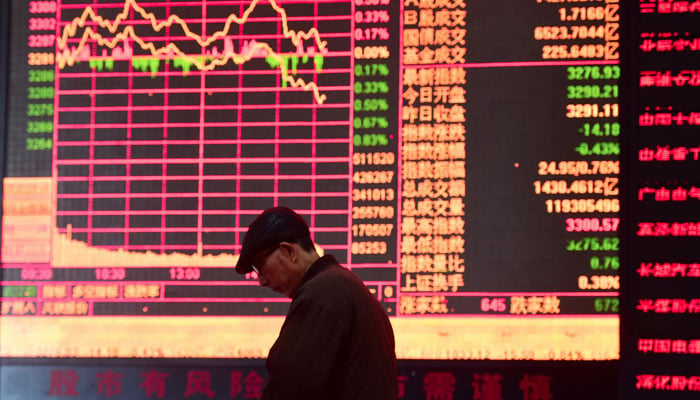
top-left (236, 207), bottom-right (319, 297)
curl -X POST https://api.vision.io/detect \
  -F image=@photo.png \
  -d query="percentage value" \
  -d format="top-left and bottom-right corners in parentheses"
top-left (574, 142), bottom-right (620, 156)
top-left (354, 133), bottom-right (389, 146)
top-left (354, 27), bottom-right (390, 41)
top-left (578, 275), bottom-right (620, 290)
top-left (354, 116), bottom-right (389, 129)
top-left (354, 63), bottom-right (389, 77)
top-left (354, 46), bottom-right (390, 59)
top-left (354, 98), bottom-right (389, 112)
top-left (354, 81), bottom-right (389, 94)
top-left (354, 10), bottom-right (390, 23)
top-left (354, 0), bottom-right (390, 6)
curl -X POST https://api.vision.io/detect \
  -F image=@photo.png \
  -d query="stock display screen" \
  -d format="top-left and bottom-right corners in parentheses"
top-left (1, 0), bottom-right (620, 360)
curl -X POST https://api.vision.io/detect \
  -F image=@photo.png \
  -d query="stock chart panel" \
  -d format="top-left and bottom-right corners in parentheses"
top-left (2, 0), bottom-right (620, 364)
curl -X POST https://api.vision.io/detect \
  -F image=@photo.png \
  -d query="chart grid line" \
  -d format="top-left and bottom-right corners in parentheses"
top-left (53, 0), bottom-right (352, 260)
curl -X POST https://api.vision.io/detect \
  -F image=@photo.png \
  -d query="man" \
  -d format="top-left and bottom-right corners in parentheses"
top-left (235, 206), bottom-right (398, 400)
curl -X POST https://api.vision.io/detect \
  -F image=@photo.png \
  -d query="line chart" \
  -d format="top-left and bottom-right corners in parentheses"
top-left (53, 0), bottom-right (353, 267)
top-left (56, 0), bottom-right (334, 103)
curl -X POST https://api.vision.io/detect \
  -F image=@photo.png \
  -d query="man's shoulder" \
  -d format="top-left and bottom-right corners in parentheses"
top-left (306, 263), bottom-right (364, 291)
top-left (296, 263), bottom-right (371, 307)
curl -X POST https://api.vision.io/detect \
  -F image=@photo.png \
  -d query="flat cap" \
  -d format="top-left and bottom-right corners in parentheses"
top-left (235, 207), bottom-right (310, 274)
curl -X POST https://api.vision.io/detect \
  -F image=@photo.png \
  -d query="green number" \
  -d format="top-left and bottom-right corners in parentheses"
top-left (27, 121), bottom-right (53, 134)
top-left (26, 137), bottom-right (53, 150)
top-left (27, 103), bottom-right (54, 117)
top-left (28, 86), bottom-right (54, 99)
top-left (594, 298), bottom-right (619, 312)
top-left (28, 70), bottom-right (55, 82)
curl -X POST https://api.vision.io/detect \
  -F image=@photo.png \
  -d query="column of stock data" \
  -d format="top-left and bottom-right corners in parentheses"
top-left (2, 0), bottom-right (56, 177)
top-left (349, 0), bottom-right (401, 313)
top-left (395, 0), bottom-right (620, 320)
top-left (526, 0), bottom-right (620, 320)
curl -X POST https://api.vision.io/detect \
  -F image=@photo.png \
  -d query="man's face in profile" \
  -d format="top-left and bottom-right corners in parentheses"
top-left (251, 243), bottom-right (298, 298)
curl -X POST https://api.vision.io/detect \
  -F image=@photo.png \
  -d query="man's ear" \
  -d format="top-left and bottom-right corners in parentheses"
top-left (278, 241), bottom-right (297, 263)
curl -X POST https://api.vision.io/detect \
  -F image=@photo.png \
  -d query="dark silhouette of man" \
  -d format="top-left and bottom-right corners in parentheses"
top-left (236, 206), bottom-right (398, 400)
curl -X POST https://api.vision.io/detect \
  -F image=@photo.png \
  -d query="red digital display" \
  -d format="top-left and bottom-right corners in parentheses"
top-left (1, 0), bottom-right (620, 361)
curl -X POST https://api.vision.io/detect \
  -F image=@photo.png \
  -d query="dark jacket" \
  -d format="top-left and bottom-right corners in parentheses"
top-left (262, 255), bottom-right (398, 400)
